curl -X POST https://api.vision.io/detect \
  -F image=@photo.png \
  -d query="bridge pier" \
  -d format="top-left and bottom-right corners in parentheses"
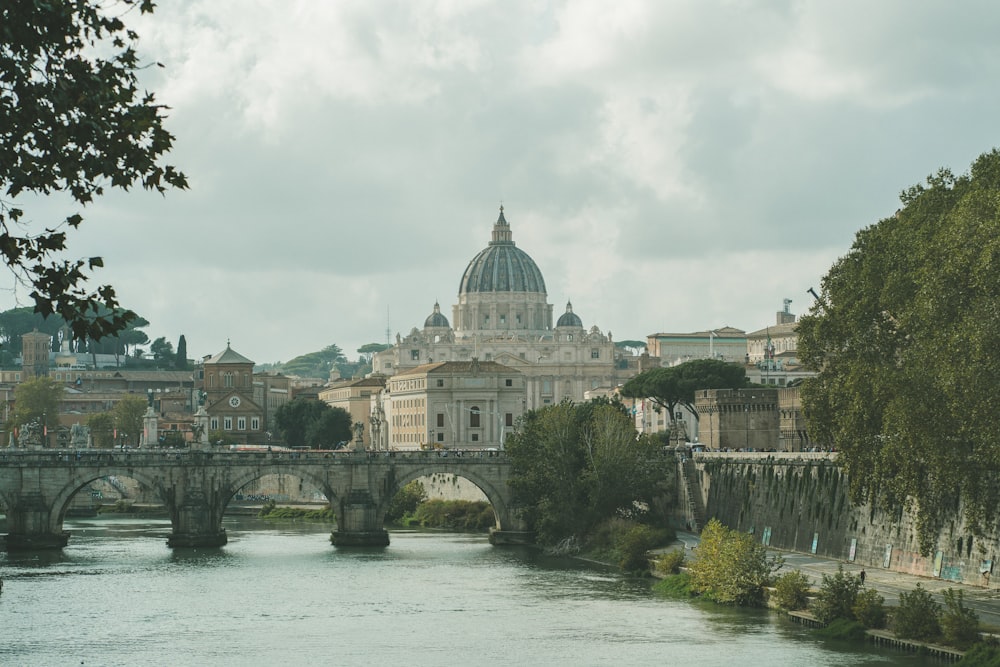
top-left (488, 529), bottom-right (535, 546)
top-left (5, 491), bottom-right (69, 551)
top-left (330, 489), bottom-right (389, 547)
top-left (162, 468), bottom-right (228, 549)
top-left (4, 492), bottom-right (71, 551)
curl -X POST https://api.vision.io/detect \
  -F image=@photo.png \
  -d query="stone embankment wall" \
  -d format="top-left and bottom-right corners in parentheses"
top-left (691, 453), bottom-right (998, 587)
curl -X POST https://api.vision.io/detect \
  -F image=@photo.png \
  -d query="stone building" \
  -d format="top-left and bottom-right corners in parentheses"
top-left (694, 388), bottom-right (780, 451)
top-left (318, 375), bottom-right (386, 449)
top-left (200, 343), bottom-right (266, 445)
top-left (646, 326), bottom-right (747, 366)
top-left (385, 360), bottom-right (525, 450)
top-left (21, 330), bottom-right (52, 379)
top-left (372, 207), bottom-right (617, 410)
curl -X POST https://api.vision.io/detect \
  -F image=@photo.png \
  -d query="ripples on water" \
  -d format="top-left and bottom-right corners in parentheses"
top-left (0, 516), bottom-right (940, 666)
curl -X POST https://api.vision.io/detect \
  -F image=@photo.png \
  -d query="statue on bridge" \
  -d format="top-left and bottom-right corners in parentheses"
top-left (353, 421), bottom-right (365, 451)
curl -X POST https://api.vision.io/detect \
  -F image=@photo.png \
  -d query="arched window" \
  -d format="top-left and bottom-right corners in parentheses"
top-left (470, 406), bottom-right (481, 428)
top-left (224, 372), bottom-right (233, 388)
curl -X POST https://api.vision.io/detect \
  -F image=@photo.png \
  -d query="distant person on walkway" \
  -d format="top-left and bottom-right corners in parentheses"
top-left (859, 569), bottom-right (866, 585)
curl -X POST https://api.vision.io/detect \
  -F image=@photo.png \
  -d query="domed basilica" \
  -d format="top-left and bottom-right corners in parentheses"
top-left (373, 207), bottom-right (618, 409)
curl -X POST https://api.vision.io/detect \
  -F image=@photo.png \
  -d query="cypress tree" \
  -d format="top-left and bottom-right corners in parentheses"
top-left (175, 335), bottom-right (188, 370)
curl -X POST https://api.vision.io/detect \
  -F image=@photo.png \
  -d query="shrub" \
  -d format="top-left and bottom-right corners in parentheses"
top-left (656, 549), bottom-right (686, 576)
top-left (893, 584), bottom-right (941, 641)
top-left (852, 587), bottom-right (887, 629)
top-left (617, 524), bottom-right (657, 573)
top-left (818, 618), bottom-right (867, 641)
top-left (812, 565), bottom-right (861, 625)
top-left (957, 643), bottom-right (1000, 666)
top-left (687, 519), bottom-right (783, 607)
top-left (771, 570), bottom-right (811, 611)
top-left (385, 480), bottom-right (427, 523)
top-left (940, 588), bottom-right (980, 649)
top-left (412, 499), bottom-right (494, 531)
top-left (811, 565), bottom-right (861, 625)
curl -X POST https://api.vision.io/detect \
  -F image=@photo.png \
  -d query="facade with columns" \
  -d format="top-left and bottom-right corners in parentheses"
top-left (373, 207), bottom-right (618, 411)
top-left (385, 360), bottom-right (525, 450)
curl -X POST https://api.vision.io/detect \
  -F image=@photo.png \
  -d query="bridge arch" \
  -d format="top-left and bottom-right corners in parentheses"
top-left (48, 467), bottom-right (167, 533)
top-left (222, 465), bottom-right (339, 511)
top-left (385, 463), bottom-right (516, 532)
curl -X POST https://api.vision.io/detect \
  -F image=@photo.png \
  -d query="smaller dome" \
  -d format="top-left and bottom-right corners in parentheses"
top-left (556, 301), bottom-right (583, 328)
top-left (424, 302), bottom-right (450, 328)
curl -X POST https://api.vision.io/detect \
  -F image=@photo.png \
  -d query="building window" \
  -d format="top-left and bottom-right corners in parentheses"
top-left (237, 417), bottom-right (246, 430)
top-left (251, 417), bottom-right (260, 430)
top-left (437, 432), bottom-right (444, 442)
top-left (224, 372), bottom-right (233, 387)
top-left (224, 417), bottom-right (233, 430)
top-left (484, 315), bottom-right (490, 324)
top-left (436, 379), bottom-right (444, 387)
top-left (210, 418), bottom-right (219, 430)
top-left (485, 353), bottom-right (492, 361)
top-left (470, 406), bottom-right (481, 428)
top-left (437, 413), bottom-right (445, 427)
top-left (591, 348), bottom-right (599, 359)
top-left (500, 314), bottom-right (506, 324)
top-left (411, 349), bottom-right (420, 360)
top-left (505, 413), bottom-right (513, 427)
top-left (505, 378), bottom-right (513, 387)
top-left (471, 434), bottom-right (479, 442)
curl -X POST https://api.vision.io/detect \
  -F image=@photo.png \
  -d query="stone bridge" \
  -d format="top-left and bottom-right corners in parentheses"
top-left (0, 449), bottom-right (529, 551)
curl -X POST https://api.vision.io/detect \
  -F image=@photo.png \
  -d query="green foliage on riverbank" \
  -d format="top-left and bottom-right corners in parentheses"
top-left (957, 643), bottom-right (1000, 666)
top-left (582, 518), bottom-right (674, 572)
top-left (816, 618), bottom-right (867, 641)
top-left (771, 570), bottom-right (811, 611)
top-left (812, 565), bottom-right (863, 624)
top-left (385, 481), bottom-right (427, 523)
top-left (653, 573), bottom-right (694, 598)
top-left (97, 501), bottom-right (162, 515)
top-left (655, 549), bottom-right (686, 576)
top-left (505, 399), bottom-right (673, 546)
top-left (687, 519), bottom-right (783, 606)
top-left (257, 501), bottom-right (335, 522)
top-left (404, 499), bottom-right (495, 532)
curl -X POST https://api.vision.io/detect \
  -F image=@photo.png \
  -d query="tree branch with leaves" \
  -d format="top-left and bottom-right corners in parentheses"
top-left (1, 0), bottom-right (187, 341)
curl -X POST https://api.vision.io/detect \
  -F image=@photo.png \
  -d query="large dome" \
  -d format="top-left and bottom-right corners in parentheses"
top-left (458, 207), bottom-right (546, 295)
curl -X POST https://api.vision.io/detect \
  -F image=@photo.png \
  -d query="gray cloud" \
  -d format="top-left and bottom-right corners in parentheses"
top-left (6, 0), bottom-right (1000, 364)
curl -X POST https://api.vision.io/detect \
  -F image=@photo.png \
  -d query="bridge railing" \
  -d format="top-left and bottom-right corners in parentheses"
top-left (0, 448), bottom-right (509, 467)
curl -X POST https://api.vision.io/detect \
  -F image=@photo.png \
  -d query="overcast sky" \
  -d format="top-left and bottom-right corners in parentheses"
top-left (10, 1), bottom-right (1000, 365)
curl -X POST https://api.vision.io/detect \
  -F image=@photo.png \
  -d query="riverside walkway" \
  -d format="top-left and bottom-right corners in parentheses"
top-left (675, 530), bottom-right (1000, 628)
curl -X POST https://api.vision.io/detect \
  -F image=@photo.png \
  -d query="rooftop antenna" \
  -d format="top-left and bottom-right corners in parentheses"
top-left (783, 298), bottom-right (792, 313)
top-left (385, 307), bottom-right (391, 346)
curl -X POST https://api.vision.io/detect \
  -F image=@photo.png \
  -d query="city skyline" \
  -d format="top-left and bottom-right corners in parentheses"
top-left (7, 1), bottom-right (1000, 364)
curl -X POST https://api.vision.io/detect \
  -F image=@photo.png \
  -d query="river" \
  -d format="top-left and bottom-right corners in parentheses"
top-left (0, 516), bottom-right (941, 666)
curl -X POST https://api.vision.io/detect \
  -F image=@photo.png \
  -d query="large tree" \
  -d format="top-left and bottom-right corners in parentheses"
top-left (1, 1), bottom-right (187, 341)
top-left (274, 398), bottom-right (352, 449)
top-left (112, 394), bottom-right (146, 447)
top-left (10, 375), bottom-right (64, 445)
top-left (505, 399), bottom-right (670, 546)
top-left (619, 358), bottom-right (748, 433)
top-left (282, 344), bottom-right (346, 379)
top-left (798, 148), bottom-right (1000, 553)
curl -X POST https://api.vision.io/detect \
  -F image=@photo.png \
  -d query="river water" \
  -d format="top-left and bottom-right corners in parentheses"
top-left (0, 516), bottom-right (939, 666)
